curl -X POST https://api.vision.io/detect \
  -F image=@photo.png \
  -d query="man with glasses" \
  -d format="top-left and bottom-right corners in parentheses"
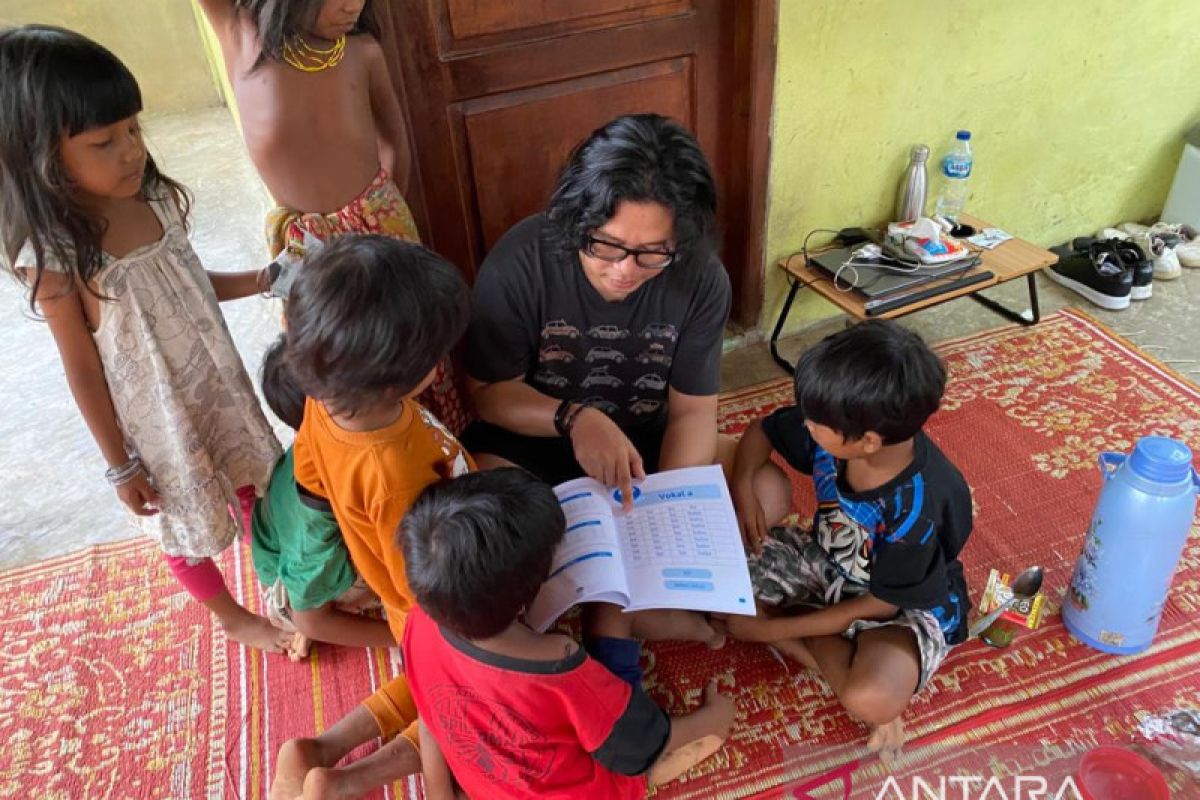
top-left (462, 113), bottom-right (733, 504)
top-left (461, 111), bottom-right (735, 658)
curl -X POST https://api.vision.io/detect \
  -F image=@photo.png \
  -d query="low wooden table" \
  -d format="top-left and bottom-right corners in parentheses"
top-left (768, 214), bottom-right (1058, 372)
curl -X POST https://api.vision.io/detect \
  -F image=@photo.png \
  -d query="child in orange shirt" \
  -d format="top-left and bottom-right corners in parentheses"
top-left (270, 234), bottom-right (472, 799)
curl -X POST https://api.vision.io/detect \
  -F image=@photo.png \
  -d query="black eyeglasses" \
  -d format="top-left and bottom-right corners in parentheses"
top-left (584, 236), bottom-right (675, 270)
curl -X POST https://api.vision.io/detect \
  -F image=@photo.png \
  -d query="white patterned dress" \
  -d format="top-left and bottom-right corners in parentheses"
top-left (19, 192), bottom-right (281, 558)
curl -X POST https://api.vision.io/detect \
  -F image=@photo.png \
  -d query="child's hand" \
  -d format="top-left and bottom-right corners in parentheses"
top-left (725, 614), bottom-right (778, 643)
top-left (115, 471), bottom-right (160, 516)
top-left (733, 480), bottom-right (768, 555)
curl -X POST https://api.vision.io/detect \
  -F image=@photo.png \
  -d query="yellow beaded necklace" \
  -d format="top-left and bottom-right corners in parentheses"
top-left (282, 34), bottom-right (346, 72)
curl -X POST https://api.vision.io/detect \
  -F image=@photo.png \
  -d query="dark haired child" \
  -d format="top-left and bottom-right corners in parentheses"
top-left (728, 320), bottom-right (973, 760)
top-left (196, 0), bottom-right (467, 431)
top-left (249, 336), bottom-right (393, 661)
top-left (270, 234), bottom-right (473, 800)
top-left (0, 25), bottom-right (287, 652)
top-left (401, 469), bottom-right (736, 800)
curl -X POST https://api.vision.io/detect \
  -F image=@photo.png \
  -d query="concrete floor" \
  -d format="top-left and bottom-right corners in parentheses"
top-left (2, 107), bottom-right (1198, 570)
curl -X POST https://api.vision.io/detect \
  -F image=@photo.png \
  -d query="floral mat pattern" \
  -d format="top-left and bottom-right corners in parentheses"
top-left (2, 309), bottom-right (1198, 799)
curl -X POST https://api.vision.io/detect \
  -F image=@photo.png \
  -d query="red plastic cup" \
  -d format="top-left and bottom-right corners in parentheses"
top-left (1076, 746), bottom-right (1170, 800)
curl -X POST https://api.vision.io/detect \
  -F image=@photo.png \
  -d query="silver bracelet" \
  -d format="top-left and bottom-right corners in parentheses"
top-left (105, 456), bottom-right (144, 486)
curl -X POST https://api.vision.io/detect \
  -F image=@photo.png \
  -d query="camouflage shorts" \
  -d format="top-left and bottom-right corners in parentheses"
top-left (748, 525), bottom-right (950, 693)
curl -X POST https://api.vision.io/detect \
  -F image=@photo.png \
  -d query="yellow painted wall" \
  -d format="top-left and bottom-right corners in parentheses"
top-left (764, 0), bottom-right (1200, 333)
top-left (0, 0), bottom-right (221, 113)
top-left (190, 0), bottom-right (239, 125)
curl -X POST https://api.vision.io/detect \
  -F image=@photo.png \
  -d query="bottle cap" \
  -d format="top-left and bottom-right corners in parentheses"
top-left (956, 130), bottom-right (971, 140)
top-left (1129, 436), bottom-right (1193, 484)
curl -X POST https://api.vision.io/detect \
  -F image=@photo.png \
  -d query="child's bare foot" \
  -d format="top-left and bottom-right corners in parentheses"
top-left (288, 632), bottom-right (312, 662)
top-left (866, 717), bottom-right (906, 766)
top-left (221, 612), bottom-right (294, 654)
top-left (772, 638), bottom-right (817, 670)
top-left (205, 589), bottom-right (294, 654)
top-left (648, 682), bottom-right (735, 785)
top-left (649, 734), bottom-right (725, 785)
top-left (272, 738), bottom-right (333, 800)
top-left (302, 736), bottom-right (420, 799)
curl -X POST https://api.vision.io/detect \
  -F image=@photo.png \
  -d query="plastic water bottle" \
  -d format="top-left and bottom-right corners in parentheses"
top-left (1062, 436), bottom-right (1200, 655)
top-left (933, 130), bottom-right (973, 223)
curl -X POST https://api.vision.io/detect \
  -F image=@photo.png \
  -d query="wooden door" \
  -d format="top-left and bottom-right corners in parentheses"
top-left (374, 0), bottom-right (775, 327)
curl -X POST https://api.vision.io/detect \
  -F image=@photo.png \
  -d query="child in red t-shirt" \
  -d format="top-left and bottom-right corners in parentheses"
top-left (400, 469), bottom-right (736, 799)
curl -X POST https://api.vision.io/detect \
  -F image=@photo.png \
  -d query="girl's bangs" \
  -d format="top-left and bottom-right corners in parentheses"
top-left (59, 45), bottom-right (143, 136)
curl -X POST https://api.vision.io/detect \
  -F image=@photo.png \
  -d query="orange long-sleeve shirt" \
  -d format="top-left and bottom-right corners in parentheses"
top-left (292, 397), bottom-right (474, 642)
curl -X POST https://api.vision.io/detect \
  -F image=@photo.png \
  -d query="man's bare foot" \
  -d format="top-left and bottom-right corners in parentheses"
top-left (222, 612), bottom-right (294, 654)
top-left (272, 738), bottom-right (334, 800)
top-left (772, 638), bottom-right (818, 670)
top-left (867, 717), bottom-right (906, 766)
top-left (289, 632), bottom-right (312, 662)
top-left (703, 616), bottom-right (728, 650)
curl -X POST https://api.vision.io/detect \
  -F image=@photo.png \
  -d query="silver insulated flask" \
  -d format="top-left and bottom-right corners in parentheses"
top-left (895, 145), bottom-right (929, 222)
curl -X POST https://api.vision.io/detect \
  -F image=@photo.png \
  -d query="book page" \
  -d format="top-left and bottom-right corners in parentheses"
top-left (524, 477), bottom-right (631, 632)
top-left (614, 465), bottom-right (755, 616)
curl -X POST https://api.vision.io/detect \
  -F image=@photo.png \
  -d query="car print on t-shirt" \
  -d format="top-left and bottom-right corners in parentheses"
top-left (585, 346), bottom-right (626, 364)
top-left (639, 322), bottom-right (678, 342)
top-left (588, 324), bottom-right (630, 340)
top-left (542, 319), bottom-right (581, 339)
top-left (539, 344), bottom-right (575, 363)
top-left (580, 367), bottom-right (623, 389)
top-left (635, 343), bottom-right (672, 367)
top-left (534, 370), bottom-right (570, 389)
top-left (579, 396), bottom-right (621, 416)
top-left (633, 373), bottom-right (667, 391)
top-left (628, 397), bottom-right (662, 417)
top-left (532, 318), bottom-right (682, 426)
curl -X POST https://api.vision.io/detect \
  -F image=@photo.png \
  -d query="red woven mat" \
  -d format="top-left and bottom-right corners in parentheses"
top-left (3, 309), bottom-right (1198, 798)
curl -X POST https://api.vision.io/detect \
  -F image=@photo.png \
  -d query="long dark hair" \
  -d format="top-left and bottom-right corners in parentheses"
top-left (0, 25), bottom-right (190, 312)
top-left (546, 113), bottom-right (718, 273)
top-left (236, 0), bottom-right (380, 69)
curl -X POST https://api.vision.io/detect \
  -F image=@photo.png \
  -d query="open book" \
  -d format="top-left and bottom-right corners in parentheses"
top-left (525, 465), bottom-right (756, 632)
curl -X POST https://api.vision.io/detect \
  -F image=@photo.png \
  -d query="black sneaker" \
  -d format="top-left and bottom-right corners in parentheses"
top-left (1072, 236), bottom-right (1151, 300)
top-left (1112, 240), bottom-right (1151, 300)
top-left (1047, 240), bottom-right (1132, 310)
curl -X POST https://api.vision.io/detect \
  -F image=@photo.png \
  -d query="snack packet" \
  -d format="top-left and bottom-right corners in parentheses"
top-left (977, 568), bottom-right (1046, 646)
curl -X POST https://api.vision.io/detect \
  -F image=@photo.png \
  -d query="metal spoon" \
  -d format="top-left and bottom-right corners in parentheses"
top-left (968, 566), bottom-right (1045, 639)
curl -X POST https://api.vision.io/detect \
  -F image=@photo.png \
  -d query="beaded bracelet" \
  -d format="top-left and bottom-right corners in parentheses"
top-left (104, 456), bottom-right (144, 487)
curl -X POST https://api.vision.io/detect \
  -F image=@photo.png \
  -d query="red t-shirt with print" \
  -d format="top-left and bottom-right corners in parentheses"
top-left (402, 608), bottom-right (669, 799)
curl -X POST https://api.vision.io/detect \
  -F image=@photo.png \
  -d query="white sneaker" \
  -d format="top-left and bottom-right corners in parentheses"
top-left (1177, 239), bottom-right (1200, 268)
top-left (1118, 222), bottom-right (1151, 238)
top-left (1147, 236), bottom-right (1183, 280)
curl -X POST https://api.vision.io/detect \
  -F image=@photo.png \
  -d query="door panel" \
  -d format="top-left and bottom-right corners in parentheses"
top-left (460, 60), bottom-right (691, 250)
top-left (444, 0), bottom-right (690, 43)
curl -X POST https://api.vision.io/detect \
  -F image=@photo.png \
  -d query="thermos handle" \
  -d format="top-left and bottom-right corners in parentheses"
top-left (1097, 452), bottom-right (1125, 481)
top-left (1193, 468), bottom-right (1200, 494)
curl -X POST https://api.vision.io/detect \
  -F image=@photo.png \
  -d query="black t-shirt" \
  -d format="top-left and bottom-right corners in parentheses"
top-left (465, 214), bottom-right (731, 431)
top-left (762, 407), bottom-right (973, 644)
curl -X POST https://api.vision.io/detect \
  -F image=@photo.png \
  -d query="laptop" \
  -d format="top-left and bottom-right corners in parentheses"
top-left (809, 246), bottom-right (981, 300)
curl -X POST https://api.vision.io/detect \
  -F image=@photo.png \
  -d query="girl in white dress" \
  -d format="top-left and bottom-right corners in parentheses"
top-left (0, 25), bottom-right (289, 653)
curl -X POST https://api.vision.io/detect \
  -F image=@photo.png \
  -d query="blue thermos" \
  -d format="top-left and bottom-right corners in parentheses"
top-left (1063, 436), bottom-right (1199, 655)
